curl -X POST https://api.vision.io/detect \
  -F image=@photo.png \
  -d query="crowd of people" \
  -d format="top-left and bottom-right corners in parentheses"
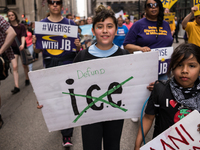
top-left (1, 0), bottom-right (200, 149)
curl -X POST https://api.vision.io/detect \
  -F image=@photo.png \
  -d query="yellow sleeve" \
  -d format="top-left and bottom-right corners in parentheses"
top-left (169, 19), bottom-right (176, 31)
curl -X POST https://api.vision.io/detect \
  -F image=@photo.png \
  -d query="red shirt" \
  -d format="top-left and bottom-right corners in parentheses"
top-left (25, 31), bottom-right (33, 47)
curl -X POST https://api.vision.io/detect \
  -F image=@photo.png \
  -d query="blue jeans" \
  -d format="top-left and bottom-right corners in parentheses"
top-left (27, 44), bottom-right (34, 71)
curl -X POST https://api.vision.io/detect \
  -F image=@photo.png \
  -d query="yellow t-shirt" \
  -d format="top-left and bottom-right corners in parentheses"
top-left (185, 20), bottom-right (200, 47)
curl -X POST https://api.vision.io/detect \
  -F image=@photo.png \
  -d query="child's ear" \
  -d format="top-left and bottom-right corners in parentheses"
top-left (92, 28), bottom-right (96, 36)
top-left (115, 29), bottom-right (117, 35)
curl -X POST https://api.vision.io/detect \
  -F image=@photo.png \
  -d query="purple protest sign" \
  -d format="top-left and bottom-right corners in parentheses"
top-left (35, 22), bottom-right (78, 52)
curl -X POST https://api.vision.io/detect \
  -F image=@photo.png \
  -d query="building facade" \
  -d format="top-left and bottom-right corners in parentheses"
top-left (0, 0), bottom-right (78, 23)
top-left (89, 0), bottom-right (146, 19)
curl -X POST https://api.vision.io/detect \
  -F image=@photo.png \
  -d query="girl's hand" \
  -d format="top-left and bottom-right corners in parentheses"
top-left (19, 44), bottom-right (24, 51)
top-left (147, 82), bottom-right (155, 91)
top-left (197, 124), bottom-right (200, 133)
top-left (37, 101), bottom-right (43, 109)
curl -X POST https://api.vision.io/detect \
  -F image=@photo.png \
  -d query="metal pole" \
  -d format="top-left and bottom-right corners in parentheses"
top-left (34, 0), bottom-right (37, 21)
top-left (23, 0), bottom-right (25, 17)
top-left (138, 0), bottom-right (140, 19)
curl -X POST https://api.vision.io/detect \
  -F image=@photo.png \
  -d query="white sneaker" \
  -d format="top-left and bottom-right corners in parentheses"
top-left (131, 117), bottom-right (139, 122)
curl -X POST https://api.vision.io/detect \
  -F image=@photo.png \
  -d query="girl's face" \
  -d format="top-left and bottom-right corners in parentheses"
top-left (7, 12), bottom-right (16, 22)
top-left (92, 17), bottom-right (117, 50)
top-left (48, 0), bottom-right (62, 15)
top-left (145, 0), bottom-right (159, 20)
top-left (173, 54), bottom-right (200, 88)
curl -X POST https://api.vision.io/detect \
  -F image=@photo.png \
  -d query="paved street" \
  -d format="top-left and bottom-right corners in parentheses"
top-left (0, 39), bottom-right (184, 150)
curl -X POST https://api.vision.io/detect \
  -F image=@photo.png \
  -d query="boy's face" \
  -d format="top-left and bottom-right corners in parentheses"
top-left (173, 54), bottom-right (200, 88)
top-left (92, 17), bottom-right (117, 50)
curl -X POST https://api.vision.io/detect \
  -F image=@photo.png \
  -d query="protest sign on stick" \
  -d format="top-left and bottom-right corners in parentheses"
top-left (140, 110), bottom-right (200, 150)
top-left (29, 52), bottom-right (158, 132)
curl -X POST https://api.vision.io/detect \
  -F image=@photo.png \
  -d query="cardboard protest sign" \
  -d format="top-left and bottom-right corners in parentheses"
top-left (134, 47), bottom-right (173, 75)
top-left (35, 22), bottom-right (78, 52)
top-left (141, 110), bottom-right (200, 150)
top-left (164, 12), bottom-right (175, 25)
top-left (29, 52), bottom-right (158, 132)
top-left (161, 0), bottom-right (178, 9)
top-left (194, 0), bottom-right (200, 16)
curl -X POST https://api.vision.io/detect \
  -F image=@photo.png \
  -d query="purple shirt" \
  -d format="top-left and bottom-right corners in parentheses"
top-left (123, 18), bottom-right (173, 49)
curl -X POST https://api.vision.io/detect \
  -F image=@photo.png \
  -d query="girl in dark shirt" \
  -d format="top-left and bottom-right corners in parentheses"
top-left (7, 10), bottom-right (29, 94)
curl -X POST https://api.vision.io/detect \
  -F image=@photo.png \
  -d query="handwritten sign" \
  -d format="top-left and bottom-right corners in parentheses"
top-left (35, 22), bottom-right (78, 52)
top-left (134, 47), bottom-right (173, 75)
top-left (141, 110), bottom-right (200, 149)
top-left (161, 0), bottom-right (178, 9)
top-left (29, 52), bottom-right (158, 132)
top-left (194, 0), bottom-right (200, 16)
top-left (164, 12), bottom-right (175, 25)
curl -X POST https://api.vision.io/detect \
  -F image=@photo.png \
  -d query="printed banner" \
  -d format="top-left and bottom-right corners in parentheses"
top-left (29, 52), bottom-right (158, 132)
top-left (141, 110), bottom-right (200, 149)
top-left (134, 47), bottom-right (173, 75)
top-left (194, 0), bottom-right (200, 16)
top-left (161, 0), bottom-right (178, 9)
top-left (164, 12), bottom-right (175, 25)
top-left (35, 22), bottom-right (78, 52)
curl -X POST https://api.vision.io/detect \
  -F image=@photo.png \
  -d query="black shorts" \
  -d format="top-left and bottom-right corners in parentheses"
top-left (11, 46), bottom-right (20, 55)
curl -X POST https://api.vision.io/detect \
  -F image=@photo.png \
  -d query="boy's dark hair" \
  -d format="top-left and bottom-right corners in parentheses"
top-left (145, 0), bottom-right (164, 35)
top-left (167, 43), bottom-right (200, 77)
top-left (92, 5), bottom-right (117, 29)
top-left (66, 14), bottom-right (72, 18)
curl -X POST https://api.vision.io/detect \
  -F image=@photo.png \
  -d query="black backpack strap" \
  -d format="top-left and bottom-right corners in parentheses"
top-left (152, 80), bottom-right (170, 114)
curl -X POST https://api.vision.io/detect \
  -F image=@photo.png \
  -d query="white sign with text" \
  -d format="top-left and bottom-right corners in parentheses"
top-left (141, 110), bottom-right (200, 150)
top-left (29, 52), bottom-right (158, 132)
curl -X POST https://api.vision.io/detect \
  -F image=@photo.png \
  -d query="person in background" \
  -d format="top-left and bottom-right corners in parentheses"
top-left (79, 20), bottom-right (85, 26)
top-left (30, 22), bottom-right (38, 61)
top-left (86, 16), bottom-right (93, 24)
top-left (0, 15), bottom-right (16, 129)
top-left (113, 16), bottom-right (129, 48)
top-left (123, 16), bottom-right (133, 30)
top-left (33, 0), bottom-right (81, 147)
top-left (141, 12), bottom-right (146, 18)
top-left (134, 17), bottom-right (138, 23)
top-left (164, 8), bottom-right (176, 36)
top-left (7, 10), bottom-right (30, 94)
top-left (78, 26), bottom-right (86, 50)
top-left (24, 23), bottom-right (34, 71)
top-left (182, 6), bottom-right (200, 47)
top-left (173, 16), bottom-right (179, 43)
top-left (66, 13), bottom-right (73, 20)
